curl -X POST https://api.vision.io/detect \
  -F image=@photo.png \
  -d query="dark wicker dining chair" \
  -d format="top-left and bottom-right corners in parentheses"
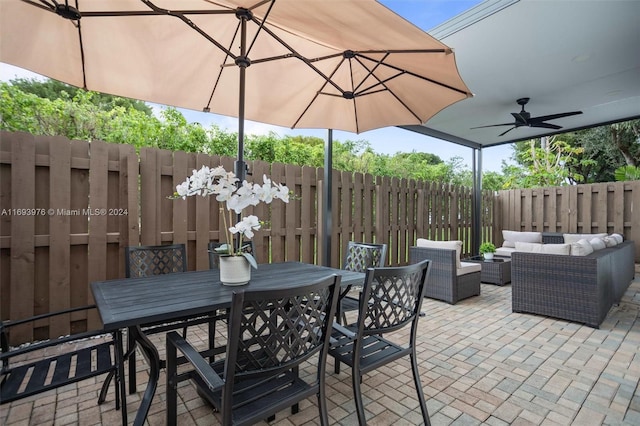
top-left (124, 243), bottom-right (188, 392)
top-left (339, 241), bottom-right (387, 323)
top-left (329, 260), bottom-right (432, 425)
top-left (165, 274), bottom-right (341, 426)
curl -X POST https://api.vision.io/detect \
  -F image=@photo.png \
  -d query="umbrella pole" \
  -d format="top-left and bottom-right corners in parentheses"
top-left (322, 129), bottom-right (333, 267)
top-left (234, 9), bottom-right (251, 253)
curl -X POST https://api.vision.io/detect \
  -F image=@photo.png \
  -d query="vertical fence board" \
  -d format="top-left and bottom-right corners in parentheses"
top-left (0, 133), bottom-right (12, 320)
top-left (9, 133), bottom-right (35, 341)
top-left (300, 166), bottom-right (315, 264)
top-left (613, 182), bottom-right (624, 233)
top-left (172, 151), bottom-right (189, 250)
top-left (121, 144), bottom-right (139, 269)
top-left (630, 181), bottom-right (640, 244)
top-left (48, 136), bottom-right (71, 337)
top-left (140, 148), bottom-right (159, 245)
top-left (284, 164), bottom-right (299, 262)
top-left (87, 141), bottom-right (109, 329)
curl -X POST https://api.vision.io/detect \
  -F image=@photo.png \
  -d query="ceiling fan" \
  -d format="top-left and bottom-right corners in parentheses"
top-left (471, 98), bottom-right (583, 137)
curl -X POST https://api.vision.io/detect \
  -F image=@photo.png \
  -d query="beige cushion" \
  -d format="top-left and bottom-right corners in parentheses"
top-left (502, 230), bottom-right (542, 248)
top-left (515, 241), bottom-right (571, 255)
top-left (458, 261), bottom-right (482, 276)
top-left (610, 233), bottom-right (623, 244)
top-left (563, 233), bottom-right (607, 244)
top-left (589, 237), bottom-right (606, 251)
top-left (495, 247), bottom-right (516, 257)
top-left (570, 239), bottom-right (594, 256)
top-left (416, 238), bottom-right (462, 268)
top-left (603, 236), bottom-right (619, 247)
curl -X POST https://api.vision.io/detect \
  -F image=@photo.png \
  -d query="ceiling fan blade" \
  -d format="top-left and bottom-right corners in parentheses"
top-left (470, 122), bottom-right (514, 129)
top-left (498, 127), bottom-right (516, 137)
top-left (529, 111), bottom-right (583, 124)
top-left (511, 112), bottom-right (528, 125)
top-left (531, 122), bottom-right (562, 130)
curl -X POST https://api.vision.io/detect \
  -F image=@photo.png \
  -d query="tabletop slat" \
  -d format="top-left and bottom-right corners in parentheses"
top-left (91, 262), bottom-right (364, 330)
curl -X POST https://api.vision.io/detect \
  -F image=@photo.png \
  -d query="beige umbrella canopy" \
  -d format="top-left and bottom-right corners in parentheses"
top-left (0, 0), bottom-right (471, 135)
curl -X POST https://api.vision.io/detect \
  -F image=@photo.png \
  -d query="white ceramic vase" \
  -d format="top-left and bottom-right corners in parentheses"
top-left (483, 252), bottom-right (494, 261)
top-left (219, 255), bottom-right (251, 286)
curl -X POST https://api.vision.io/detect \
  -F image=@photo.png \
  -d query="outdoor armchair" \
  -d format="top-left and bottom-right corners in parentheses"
top-left (409, 240), bottom-right (481, 304)
top-left (165, 274), bottom-right (341, 426)
top-left (0, 306), bottom-right (127, 425)
top-left (329, 260), bottom-right (432, 425)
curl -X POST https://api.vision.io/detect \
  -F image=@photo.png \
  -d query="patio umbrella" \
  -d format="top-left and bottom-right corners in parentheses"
top-left (1, 0), bottom-right (471, 167)
top-left (0, 0), bottom-right (472, 262)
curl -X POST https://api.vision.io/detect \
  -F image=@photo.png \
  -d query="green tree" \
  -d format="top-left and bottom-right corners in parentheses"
top-left (9, 77), bottom-right (152, 115)
top-left (614, 165), bottom-right (640, 181)
top-left (504, 136), bottom-right (594, 187)
top-left (1, 78), bottom-right (496, 187)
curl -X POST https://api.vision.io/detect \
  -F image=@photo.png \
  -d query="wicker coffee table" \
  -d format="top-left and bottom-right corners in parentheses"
top-left (465, 255), bottom-right (511, 285)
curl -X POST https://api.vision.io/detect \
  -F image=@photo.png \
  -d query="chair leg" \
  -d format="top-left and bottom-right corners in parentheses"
top-left (317, 367), bottom-right (329, 426)
top-left (208, 317), bottom-right (217, 364)
top-left (115, 331), bottom-right (128, 426)
top-left (410, 351), bottom-right (430, 426)
top-left (98, 371), bottom-right (115, 405)
top-left (166, 334), bottom-right (178, 426)
top-left (352, 370), bottom-right (367, 425)
top-left (127, 327), bottom-right (137, 394)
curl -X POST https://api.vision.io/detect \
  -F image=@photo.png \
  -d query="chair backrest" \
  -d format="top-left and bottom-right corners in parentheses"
top-left (125, 244), bottom-right (187, 278)
top-left (208, 240), bottom-right (256, 269)
top-left (343, 241), bottom-right (387, 272)
top-left (356, 260), bottom-right (430, 337)
top-left (220, 274), bottom-right (340, 420)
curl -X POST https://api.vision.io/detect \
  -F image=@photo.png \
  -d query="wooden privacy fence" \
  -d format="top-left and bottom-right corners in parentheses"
top-left (1, 132), bottom-right (491, 342)
top-left (495, 183), bottom-right (640, 260)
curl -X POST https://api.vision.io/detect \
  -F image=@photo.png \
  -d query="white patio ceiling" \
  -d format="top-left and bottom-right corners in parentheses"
top-left (402, 0), bottom-right (640, 149)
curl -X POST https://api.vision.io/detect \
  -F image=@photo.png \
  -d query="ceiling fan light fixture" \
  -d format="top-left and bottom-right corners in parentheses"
top-left (470, 98), bottom-right (583, 136)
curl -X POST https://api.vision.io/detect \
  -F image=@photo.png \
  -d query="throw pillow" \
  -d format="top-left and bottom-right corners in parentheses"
top-left (515, 242), bottom-right (571, 255)
top-left (502, 230), bottom-right (542, 248)
top-left (416, 239), bottom-right (463, 268)
top-left (563, 233), bottom-right (607, 244)
top-left (570, 239), bottom-right (594, 256)
top-left (610, 233), bottom-right (623, 244)
top-left (603, 236), bottom-right (618, 247)
top-left (589, 237), bottom-right (606, 251)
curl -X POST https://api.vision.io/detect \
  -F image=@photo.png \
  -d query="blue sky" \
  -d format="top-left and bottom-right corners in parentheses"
top-left (0, 0), bottom-right (514, 172)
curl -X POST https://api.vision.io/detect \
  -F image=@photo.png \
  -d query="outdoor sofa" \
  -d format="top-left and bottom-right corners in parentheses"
top-left (508, 231), bottom-right (635, 328)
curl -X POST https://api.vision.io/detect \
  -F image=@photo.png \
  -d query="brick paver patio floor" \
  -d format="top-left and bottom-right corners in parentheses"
top-left (3, 271), bottom-right (640, 425)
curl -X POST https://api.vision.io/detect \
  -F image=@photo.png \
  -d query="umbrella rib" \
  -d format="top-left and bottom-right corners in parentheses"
top-left (348, 56), bottom-right (360, 133)
top-left (205, 22), bottom-right (242, 112)
top-left (23, 1), bottom-right (90, 89)
top-left (75, 15), bottom-right (88, 90)
top-left (139, 0), bottom-right (237, 59)
top-left (352, 52), bottom-right (390, 94)
top-left (291, 56), bottom-right (349, 129)
top-left (245, 0), bottom-right (275, 58)
top-left (352, 55), bottom-right (422, 123)
top-left (23, 0), bottom-right (55, 13)
top-left (251, 19), bottom-right (345, 95)
top-left (356, 52), bottom-right (470, 96)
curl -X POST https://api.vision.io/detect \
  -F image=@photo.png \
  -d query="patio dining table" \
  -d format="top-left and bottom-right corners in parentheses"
top-left (90, 261), bottom-right (365, 426)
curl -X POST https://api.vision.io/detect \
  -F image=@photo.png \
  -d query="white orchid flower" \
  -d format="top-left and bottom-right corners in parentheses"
top-left (174, 166), bottom-right (289, 257)
top-left (229, 215), bottom-right (261, 239)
